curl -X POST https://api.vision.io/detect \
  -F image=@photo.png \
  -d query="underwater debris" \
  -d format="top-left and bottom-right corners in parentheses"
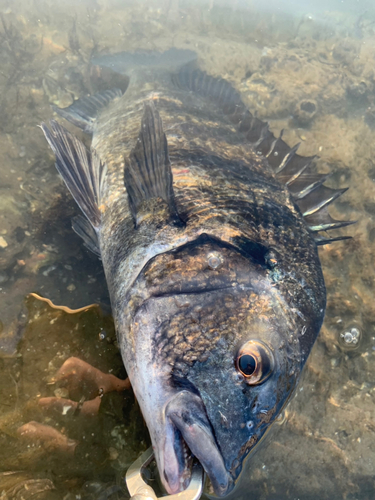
top-left (0, 472), bottom-right (55, 500)
top-left (28, 292), bottom-right (97, 314)
top-left (0, 236), bottom-right (9, 248)
top-left (0, 292), bottom-right (147, 492)
top-left (346, 81), bottom-right (368, 101)
top-left (17, 420), bottom-right (78, 455)
top-left (293, 99), bottom-right (318, 127)
top-left (338, 325), bottom-right (362, 350)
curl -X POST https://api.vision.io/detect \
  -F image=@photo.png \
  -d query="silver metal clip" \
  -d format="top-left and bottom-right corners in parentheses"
top-left (126, 447), bottom-right (203, 500)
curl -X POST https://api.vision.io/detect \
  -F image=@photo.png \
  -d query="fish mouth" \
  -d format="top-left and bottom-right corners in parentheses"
top-left (162, 391), bottom-right (232, 497)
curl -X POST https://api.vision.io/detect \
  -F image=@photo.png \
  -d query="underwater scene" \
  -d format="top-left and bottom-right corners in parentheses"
top-left (0, 0), bottom-right (374, 499)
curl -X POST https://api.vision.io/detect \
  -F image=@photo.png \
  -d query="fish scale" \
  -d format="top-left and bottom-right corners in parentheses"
top-left (41, 48), bottom-right (353, 498)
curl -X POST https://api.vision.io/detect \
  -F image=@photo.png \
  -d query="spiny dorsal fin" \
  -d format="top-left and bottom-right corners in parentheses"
top-left (53, 89), bottom-right (123, 133)
top-left (41, 120), bottom-right (106, 228)
top-left (296, 185), bottom-right (348, 217)
top-left (288, 173), bottom-right (331, 199)
top-left (304, 207), bottom-right (356, 232)
top-left (124, 101), bottom-right (179, 227)
top-left (176, 65), bottom-right (317, 179)
top-left (314, 234), bottom-right (352, 245)
top-left (176, 64), bottom-right (354, 243)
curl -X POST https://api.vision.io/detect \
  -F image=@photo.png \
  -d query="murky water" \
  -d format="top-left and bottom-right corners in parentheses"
top-left (0, 1), bottom-right (374, 499)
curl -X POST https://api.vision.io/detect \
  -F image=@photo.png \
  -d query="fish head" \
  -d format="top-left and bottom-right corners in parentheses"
top-left (123, 235), bottom-right (323, 497)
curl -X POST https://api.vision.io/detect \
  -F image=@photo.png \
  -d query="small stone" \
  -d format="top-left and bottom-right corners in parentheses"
top-left (0, 237), bottom-right (8, 249)
top-left (67, 283), bottom-right (76, 292)
top-left (108, 447), bottom-right (119, 460)
top-left (0, 273), bottom-right (8, 284)
top-left (98, 331), bottom-right (107, 341)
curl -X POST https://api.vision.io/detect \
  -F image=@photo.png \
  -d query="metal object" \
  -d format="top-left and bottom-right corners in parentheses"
top-left (126, 447), bottom-right (203, 500)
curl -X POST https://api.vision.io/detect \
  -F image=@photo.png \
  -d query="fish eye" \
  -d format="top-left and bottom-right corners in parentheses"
top-left (236, 341), bottom-right (274, 385)
top-left (238, 354), bottom-right (256, 376)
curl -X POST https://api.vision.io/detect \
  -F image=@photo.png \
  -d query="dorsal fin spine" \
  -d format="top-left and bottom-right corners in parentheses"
top-left (275, 143), bottom-right (300, 174)
top-left (299, 187), bottom-right (348, 217)
top-left (124, 102), bottom-right (180, 227)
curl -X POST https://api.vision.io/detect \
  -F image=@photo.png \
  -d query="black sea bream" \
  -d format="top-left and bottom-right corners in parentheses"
top-left (41, 49), bottom-right (353, 497)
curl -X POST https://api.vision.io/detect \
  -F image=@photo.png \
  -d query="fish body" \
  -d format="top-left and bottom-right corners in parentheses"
top-left (42, 50), bottom-right (352, 497)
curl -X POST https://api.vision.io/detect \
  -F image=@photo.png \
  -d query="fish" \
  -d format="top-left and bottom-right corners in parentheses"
top-left (41, 48), bottom-right (354, 497)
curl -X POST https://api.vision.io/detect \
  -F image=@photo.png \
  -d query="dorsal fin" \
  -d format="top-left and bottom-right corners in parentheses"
top-left (288, 173), bottom-right (331, 199)
top-left (314, 235), bottom-right (352, 245)
top-left (176, 65), bottom-right (354, 244)
top-left (304, 207), bottom-right (356, 232)
top-left (53, 89), bottom-right (123, 133)
top-left (124, 102), bottom-right (180, 227)
top-left (41, 120), bottom-right (106, 229)
top-left (278, 152), bottom-right (316, 185)
top-left (296, 186), bottom-right (348, 217)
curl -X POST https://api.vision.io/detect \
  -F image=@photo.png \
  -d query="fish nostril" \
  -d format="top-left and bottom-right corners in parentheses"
top-left (207, 252), bottom-right (223, 270)
top-left (251, 399), bottom-right (259, 411)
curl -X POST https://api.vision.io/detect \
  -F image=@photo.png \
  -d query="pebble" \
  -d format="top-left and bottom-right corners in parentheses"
top-left (0, 273), bottom-right (8, 283)
top-left (0, 237), bottom-right (8, 249)
top-left (108, 447), bottom-right (119, 460)
top-left (67, 283), bottom-right (76, 291)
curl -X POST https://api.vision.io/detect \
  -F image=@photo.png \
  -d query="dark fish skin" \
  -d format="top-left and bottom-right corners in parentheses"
top-left (95, 66), bottom-right (325, 355)
top-left (41, 52), bottom-right (352, 497)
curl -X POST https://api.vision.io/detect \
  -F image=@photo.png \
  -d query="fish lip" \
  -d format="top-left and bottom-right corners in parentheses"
top-left (163, 391), bottom-right (232, 497)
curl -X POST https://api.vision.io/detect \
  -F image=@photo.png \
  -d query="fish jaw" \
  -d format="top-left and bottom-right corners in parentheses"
top-left (123, 365), bottom-right (232, 496)
top-left (118, 311), bottom-right (232, 496)
top-left (163, 391), bottom-right (232, 497)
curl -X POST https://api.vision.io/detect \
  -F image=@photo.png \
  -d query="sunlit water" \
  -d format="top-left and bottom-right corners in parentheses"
top-left (0, 1), bottom-right (374, 499)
